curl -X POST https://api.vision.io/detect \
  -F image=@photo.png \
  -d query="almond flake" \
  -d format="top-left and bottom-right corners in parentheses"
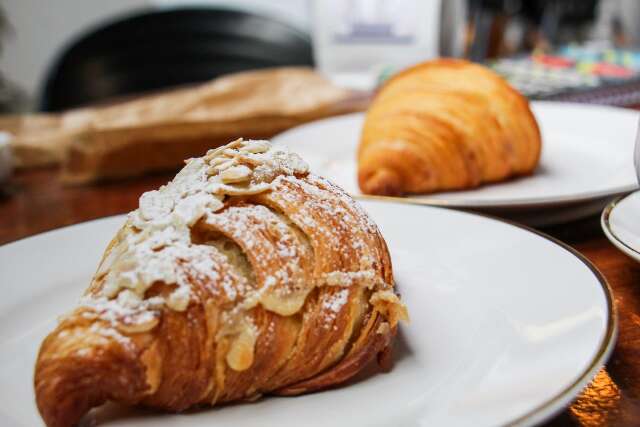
top-left (139, 191), bottom-right (174, 221)
top-left (240, 140), bottom-right (270, 154)
top-left (220, 165), bottom-right (252, 184)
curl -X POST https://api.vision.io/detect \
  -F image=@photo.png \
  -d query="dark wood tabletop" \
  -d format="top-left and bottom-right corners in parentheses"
top-left (2, 162), bottom-right (639, 426)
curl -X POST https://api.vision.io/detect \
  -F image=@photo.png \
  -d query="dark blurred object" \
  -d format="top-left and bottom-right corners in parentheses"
top-left (525, 0), bottom-right (599, 49)
top-left (0, 76), bottom-right (27, 113)
top-left (466, 0), bottom-right (520, 60)
top-left (39, 7), bottom-right (313, 112)
top-left (0, 3), bottom-right (28, 113)
top-left (522, 0), bottom-right (598, 26)
top-left (612, 16), bottom-right (628, 46)
top-left (466, 0), bottom-right (601, 61)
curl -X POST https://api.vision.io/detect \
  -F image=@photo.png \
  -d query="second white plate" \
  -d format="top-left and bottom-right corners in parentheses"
top-left (273, 101), bottom-right (639, 224)
top-left (602, 190), bottom-right (640, 262)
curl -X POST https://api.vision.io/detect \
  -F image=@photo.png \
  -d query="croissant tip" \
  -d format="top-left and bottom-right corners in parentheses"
top-left (34, 326), bottom-right (150, 427)
top-left (359, 168), bottom-right (403, 197)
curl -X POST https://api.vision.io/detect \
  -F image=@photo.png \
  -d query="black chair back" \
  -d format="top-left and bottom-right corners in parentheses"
top-left (39, 7), bottom-right (313, 111)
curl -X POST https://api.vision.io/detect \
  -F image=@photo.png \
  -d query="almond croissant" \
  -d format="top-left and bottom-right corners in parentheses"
top-left (34, 138), bottom-right (408, 427)
top-left (358, 59), bottom-right (542, 196)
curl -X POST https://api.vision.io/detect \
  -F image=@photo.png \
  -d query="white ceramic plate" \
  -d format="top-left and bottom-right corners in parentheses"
top-left (602, 190), bottom-right (640, 262)
top-left (0, 202), bottom-right (615, 427)
top-left (273, 101), bottom-right (639, 224)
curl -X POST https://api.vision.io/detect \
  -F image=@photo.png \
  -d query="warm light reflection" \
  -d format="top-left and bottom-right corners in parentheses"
top-left (569, 369), bottom-right (621, 426)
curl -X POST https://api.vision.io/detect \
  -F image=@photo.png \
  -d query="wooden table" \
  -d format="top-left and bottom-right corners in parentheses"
top-left (2, 166), bottom-right (640, 426)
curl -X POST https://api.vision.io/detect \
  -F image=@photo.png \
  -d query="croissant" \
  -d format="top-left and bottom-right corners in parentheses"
top-left (358, 59), bottom-right (541, 196)
top-left (34, 138), bottom-right (408, 427)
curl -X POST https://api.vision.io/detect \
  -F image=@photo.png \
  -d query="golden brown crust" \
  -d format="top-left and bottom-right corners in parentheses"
top-left (357, 59), bottom-right (542, 196)
top-left (34, 142), bottom-right (407, 427)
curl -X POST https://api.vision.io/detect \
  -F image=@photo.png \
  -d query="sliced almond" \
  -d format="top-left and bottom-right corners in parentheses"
top-left (211, 159), bottom-right (237, 174)
top-left (217, 182), bottom-right (272, 196)
top-left (208, 156), bottom-right (232, 167)
top-left (114, 257), bottom-right (137, 273)
top-left (220, 165), bottom-right (252, 184)
top-left (117, 289), bottom-right (142, 308)
top-left (117, 316), bottom-right (160, 334)
top-left (139, 190), bottom-right (174, 221)
top-left (241, 140), bottom-right (271, 154)
top-left (226, 138), bottom-right (244, 149)
top-left (102, 273), bottom-right (120, 298)
top-left (207, 198), bottom-right (225, 212)
top-left (235, 153), bottom-right (264, 166)
top-left (166, 287), bottom-right (190, 311)
top-left (204, 139), bottom-right (243, 160)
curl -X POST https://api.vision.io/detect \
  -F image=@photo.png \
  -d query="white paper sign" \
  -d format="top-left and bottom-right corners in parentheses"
top-left (312, 0), bottom-right (442, 89)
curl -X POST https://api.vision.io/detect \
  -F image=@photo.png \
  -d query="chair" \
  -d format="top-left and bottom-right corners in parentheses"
top-left (38, 7), bottom-right (313, 111)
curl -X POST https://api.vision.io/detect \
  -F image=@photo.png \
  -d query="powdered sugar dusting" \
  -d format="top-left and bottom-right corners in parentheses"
top-left (265, 173), bottom-right (389, 290)
top-left (204, 203), bottom-right (313, 316)
top-left (88, 322), bottom-right (134, 349)
top-left (66, 137), bottom-right (407, 377)
top-left (322, 288), bottom-right (349, 313)
top-left (321, 288), bottom-right (350, 329)
top-left (81, 138), bottom-right (310, 330)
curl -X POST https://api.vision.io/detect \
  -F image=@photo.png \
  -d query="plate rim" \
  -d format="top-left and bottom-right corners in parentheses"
top-left (0, 206), bottom-right (618, 427)
top-left (272, 101), bottom-right (639, 209)
top-left (601, 192), bottom-right (640, 261)
top-left (353, 189), bottom-right (637, 210)
top-left (472, 208), bottom-right (618, 426)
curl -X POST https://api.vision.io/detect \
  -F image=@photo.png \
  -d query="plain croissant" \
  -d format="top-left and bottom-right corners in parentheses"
top-left (34, 138), bottom-right (408, 427)
top-left (358, 59), bottom-right (542, 196)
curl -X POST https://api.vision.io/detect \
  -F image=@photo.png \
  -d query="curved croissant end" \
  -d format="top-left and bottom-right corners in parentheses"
top-left (358, 167), bottom-right (403, 197)
top-left (34, 317), bottom-right (155, 427)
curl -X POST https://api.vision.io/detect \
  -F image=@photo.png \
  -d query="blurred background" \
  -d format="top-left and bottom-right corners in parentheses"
top-left (3, 0), bottom-right (640, 113)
